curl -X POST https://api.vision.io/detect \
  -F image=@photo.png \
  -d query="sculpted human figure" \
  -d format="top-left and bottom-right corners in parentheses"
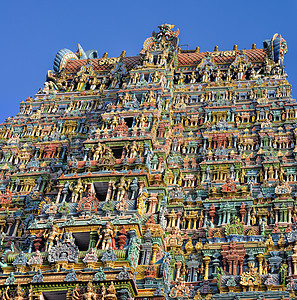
top-left (72, 284), bottom-right (81, 300)
top-left (143, 51), bottom-right (153, 66)
top-left (201, 68), bottom-right (210, 82)
top-left (3, 286), bottom-right (11, 300)
top-left (131, 72), bottom-right (140, 84)
top-left (137, 114), bottom-right (146, 128)
top-left (128, 141), bottom-right (139, 158)
top-left (15, 284), bottom-right (25, 300)
top-left (145, 90), bottom-right (155, 103)
top-left (189, 71), bottom-right (197, 84)
top-left (152, 71), bottom-right (160, 83)
top-left (214, 68), bottom-right (222, 82)
top-left (45, 224), bottom-right (63, 252)
top-left (158, 50), bottom-right (168, 67)
top-left (93, 142), bottom-right (105, 160)
top-left (120, 92), bottom-right (131, 105)
top-left (106, 281), bottom-right (117, 299)
top-left (225, 68), bottom-right (232, 81)
top-left (98, 283), bottom-right (106, 299)
top-left (82, 282), bottom-right (97, 300)
top-left (89, 77), bottom-right (99, 90)
top-left (236, 61), bottom-right (246, 80)
top-left (142, 51), bottom-right (150, 66)
top-left (96, 222), bottom-right (115, 250)
top-left (42, 82), bottom-right (50, 94)
top-left (109, 115), bottom-right (119, 129)
top-left (69, 178), bottom-right (87, 202)
top-left (177, 72), bottom-right (185, 85)
top-left (76, 72), bottom-right (89, 91)
top-left (116, 176), bottom-right (130, 202)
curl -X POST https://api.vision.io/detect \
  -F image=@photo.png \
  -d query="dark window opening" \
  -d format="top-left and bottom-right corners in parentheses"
top-left (111, 147), bottom-right (123, 159)
top-left (42, 291), bottom-right (67, 300)
top-left (72, 232), bottom-right (91, 251)
top-left (124, 117), bottom-right (134, 128)
top-left (94, 181), bottom-right (109, 201)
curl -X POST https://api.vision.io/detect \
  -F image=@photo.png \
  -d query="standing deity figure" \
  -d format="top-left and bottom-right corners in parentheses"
top-left (131, 72), bottom-right (140, 84)
top-left (177, 72), bottom-right (185, 85)
top-left (116, 177), bottom-right (130, 202)
top-left (201, 68), bottom-right (210, 82)
top-left (189, 71), bottom-right (197, 84)
top-left (76, 72), bottom-right (89, 91)
top-left (96, 222), bottom-right (116, 250)
top-left (120, 92), bottom-right (131, 105)
top-left (69, 178), bottom-right (87, 202)
top-left (89, 77), bottom-right (99, 90)
top-left (109, 115), bottom-right (120, 129)
top-left (142, 51), bottom-right (153, 66)
top-left (128, 141), bottom-right (139, 158)
top-left (225, 68), bottom-right (232, 82)
top-left (158, 50), bottom-right (168, 67)
top-left (137, 114), bottom-right (146, 128)
top-left (71, 284), bottom-right (81, 300)
top-left (15, 284), bottom-right (25, 300)
top-left (236, 61), bottom-right (246, 80)
top-left (214, 68), bottom-right (222, 82)
top-left (92, 142), bottom-right (105, 160)
top-left (45, 224), bottom-right (63, 252)
top-left (145, 90), bottom-right (156, 103)
top-left (82, 282), bottom-right (97, 300)
top-left (152, 71), bottom-right (161, 83)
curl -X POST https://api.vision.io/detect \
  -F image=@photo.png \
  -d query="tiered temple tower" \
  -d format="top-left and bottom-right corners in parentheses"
top-left (0, 24), bottom-right (295, 300)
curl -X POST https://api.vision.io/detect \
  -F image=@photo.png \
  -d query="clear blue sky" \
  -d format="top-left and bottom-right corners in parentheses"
top-left (0, 0), bottom-right (296, 122)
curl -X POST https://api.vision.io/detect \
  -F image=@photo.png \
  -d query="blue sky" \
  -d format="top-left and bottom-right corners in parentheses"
top-left (0, 0), bottom-right (296, 122)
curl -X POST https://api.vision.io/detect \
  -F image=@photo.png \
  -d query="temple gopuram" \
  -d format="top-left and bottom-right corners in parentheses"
top-left (0, 24), bottom-right (295, 300)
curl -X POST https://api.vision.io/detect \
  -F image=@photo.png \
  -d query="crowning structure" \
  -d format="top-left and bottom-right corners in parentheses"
top-left (0, 24), bottom-right (295, 300)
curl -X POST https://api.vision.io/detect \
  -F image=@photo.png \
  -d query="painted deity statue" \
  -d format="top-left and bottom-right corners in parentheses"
top-left (96, 222), bottom-right (116, 250)
top-left (69, 178), bottom-right (87, 202)
top-left (116, 177), bottom-right (130, 202)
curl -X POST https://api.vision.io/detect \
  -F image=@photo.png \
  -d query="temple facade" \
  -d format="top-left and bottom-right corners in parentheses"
top-left (0, 24), bottom-right (295, 300)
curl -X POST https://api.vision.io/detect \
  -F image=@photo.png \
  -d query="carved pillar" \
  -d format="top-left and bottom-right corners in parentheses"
top-left (222, 210), bottom-right (227, 224)
top-left (176, 212), bottom-right (182, 229)
top-left (186, 217), bottom-right (191, 230)
top-left (193, 216), bottom-right (198, 230)
top-left (56, 184), bottom-right (64, 203)
top-left (284, 208), bottom-right (288, 223)
top-left (203, 256), bottom-right (211, 280)
top-left (257, 254), bottom-right (264, 275)
top-left (293, 251), bottom-right (297, 275)
top-left (275, 208), bottom-right (279, 224)
top-left (264, 167), bottom-right (268, 180)
top-left (288, 256), bottom-right (293, 276)
top-left (233, 260), bottom-right (238, 276)
top-left (218, 211), bottom-right (222, 226)
top-left (175, 261), bottom-right (182, 279)
top-left (228, 261), bottom-right (232, 274)
top-left (203, 213), bottom-right (208, 228)
top-left (239, 260), bottom-right (244, 275)
top-left (12, 217), bottom-right (21, 237)
top-left (172, 215), bottom-right (177, 228)
top-left (288, 207), bottom-right (292, 223)
top-left (226, 211), bottom-right (230, 224)
top-left (152, 244), bottom-right (159, 263)
top-left (246, 207), bottom-right (251, 226)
